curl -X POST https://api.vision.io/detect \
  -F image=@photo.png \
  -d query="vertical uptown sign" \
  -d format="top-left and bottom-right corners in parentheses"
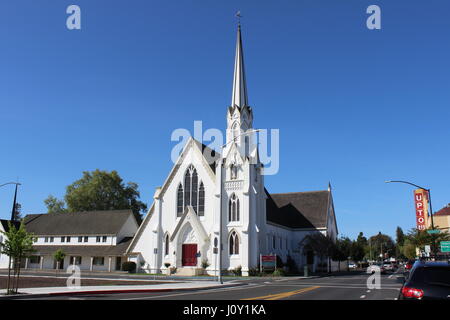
top-left (414, 189), bottom-right (429, 231)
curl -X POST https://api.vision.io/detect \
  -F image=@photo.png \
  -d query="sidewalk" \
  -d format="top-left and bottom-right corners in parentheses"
top-left (0, 280), bottom-right (243, 298)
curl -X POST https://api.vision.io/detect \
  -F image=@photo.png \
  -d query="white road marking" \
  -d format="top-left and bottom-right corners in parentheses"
top-left (367, 290), bottom-right (371, 293)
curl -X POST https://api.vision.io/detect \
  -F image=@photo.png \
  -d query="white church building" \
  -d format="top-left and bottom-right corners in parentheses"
top-left (126, 25), bottom-right (339, 276)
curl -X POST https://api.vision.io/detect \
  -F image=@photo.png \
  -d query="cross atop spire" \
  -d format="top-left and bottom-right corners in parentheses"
top-left (231, 21), bottom-right (248, 108)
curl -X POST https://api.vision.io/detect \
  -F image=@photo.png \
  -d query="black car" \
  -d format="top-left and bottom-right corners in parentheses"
top-left (398, 261), bottom-right (450, 300)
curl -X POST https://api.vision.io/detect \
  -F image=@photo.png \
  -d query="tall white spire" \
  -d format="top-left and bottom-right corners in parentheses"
top-left (231, 24), bottom-right (248, 108)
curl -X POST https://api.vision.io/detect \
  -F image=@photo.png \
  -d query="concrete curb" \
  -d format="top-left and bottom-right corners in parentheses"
top-left (0, 282), bottom-right (246, 299)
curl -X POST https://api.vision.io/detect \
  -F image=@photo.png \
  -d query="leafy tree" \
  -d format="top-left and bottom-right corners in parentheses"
top-left (396, 227), bottom-right (405, 246)
top-left (402, 239), bottom-right (417, 260)
top-left (53, 249), bottom-right (66, 276)
top-left (405, 228), bottom-right (450, 256)
top-left (44, 169), bottom-right (147, 223)
top-left (350, 241), bottom-right (366, 264)
top-left (356, 232), bottom-right (368, 247)
top-left (332, 237), bottom-right (352, 271)
top-left (12, 203), bottom-right (22, 220)
top-left (0, 221), bottom-right (35, 294)
top-left (368, 232), bottom-right (396, 261)
top-left (44, 195), bottom-right (67, 213)
top-left (303, 233), bottom-right (335, 273)
top-left (395, 226), bottom-right (406, 260)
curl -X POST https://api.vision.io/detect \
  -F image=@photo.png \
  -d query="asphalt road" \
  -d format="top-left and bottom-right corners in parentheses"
top-left (21, 271), bottom-right (403, 300)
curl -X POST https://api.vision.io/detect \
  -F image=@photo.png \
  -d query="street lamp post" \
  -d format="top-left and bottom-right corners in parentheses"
top-left (217, 129), bottom-right (260, 284)
top-left (385, 180), bottom-right (436, 258)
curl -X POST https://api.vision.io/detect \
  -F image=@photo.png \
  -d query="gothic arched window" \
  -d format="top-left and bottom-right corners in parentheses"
top-left (228, 193), bottom-right (240, 222)
top-left (182, 165), bottom-right (204, 216)
top-left (229, 231), bottom-right (239, 255)
top-left (164, 234), bottom-right (170, 256)
top-left (230, 164), bottom-right (238, 180)
top-left (177, 184), bottom-right (184, 217)
top-left (198, 182), bottom-right (205, 216)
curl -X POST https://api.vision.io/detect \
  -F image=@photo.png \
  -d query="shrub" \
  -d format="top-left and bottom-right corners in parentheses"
top-left (122, 261), bottom-right (137, 273)
top-left (231, 265), bottom-right (242, 276)
top-left (272, 268), bottom-right (286, 277)
top-left (201, 259), bottom-right (210, 269)
top-left (248, 267), bottom-right (261, 276)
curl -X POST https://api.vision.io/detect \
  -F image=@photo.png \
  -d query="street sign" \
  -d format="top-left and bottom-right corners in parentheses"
top-left (427, 229), bottom-right (440, 234)
top-left (441, 241), bottom-right (450, 253)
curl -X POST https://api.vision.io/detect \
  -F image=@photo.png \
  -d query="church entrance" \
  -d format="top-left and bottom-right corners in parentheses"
top-left (182, 244), bottom-right (197, 266)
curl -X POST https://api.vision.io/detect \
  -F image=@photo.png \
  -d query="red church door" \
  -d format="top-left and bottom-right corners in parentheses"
top-left (182, 244), bottom-right (197, 266)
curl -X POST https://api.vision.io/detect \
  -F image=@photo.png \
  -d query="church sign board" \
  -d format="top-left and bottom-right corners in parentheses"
top-left (414, 189), bottom-right (428, 231)
top-left (260, 254), bottom-right (276, 272)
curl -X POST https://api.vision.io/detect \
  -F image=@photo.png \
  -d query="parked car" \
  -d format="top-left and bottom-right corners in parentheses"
top-left (367, 263), bottom-right (386, 274)
top-left (398, 261), bottom-right (450, 300)
top-left (348, 263), bottom-right (357, 269)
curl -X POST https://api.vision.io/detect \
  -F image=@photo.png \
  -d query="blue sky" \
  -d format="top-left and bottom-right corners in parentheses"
top-left (1, 0), bottom-right (449, 241)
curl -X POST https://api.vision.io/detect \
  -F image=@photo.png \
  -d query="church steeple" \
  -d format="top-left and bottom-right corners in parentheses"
top-left (231, 24), bottom-right (248, 108)
top-left (226, 22), bottom-right (254, 154)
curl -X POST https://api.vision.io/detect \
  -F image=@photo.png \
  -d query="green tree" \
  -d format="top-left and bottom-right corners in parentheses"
top-left (368, 232), bottom-right (396, 261)
top-left (356, 232), bottom-right (368, 247)
top-left (406, 228), bottom-right (450, 256)
top-left (303, 233), bottom-right (335, 273)
top-left (53, 249), bottom-right (66, 276)
top-left (332, 237), bottom-right (352, 271)
top-left (402, 239), bottom-right (417, 260)
top-left (44, 169), bottom-right (147, 223)
top-left (44, 195), bottom-right (67, 213)
top-left (395, 226), bottom-right (406, 259)
top-left (0, 221), bottom-right (35, 294)
top-left (350, 240), bottom-right (366, 264)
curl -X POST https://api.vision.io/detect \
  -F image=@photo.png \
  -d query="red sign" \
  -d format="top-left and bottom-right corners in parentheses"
top-left (261, 255), bottom-right (276, 262)
top-left (414, 189), bottom-right (427, 231)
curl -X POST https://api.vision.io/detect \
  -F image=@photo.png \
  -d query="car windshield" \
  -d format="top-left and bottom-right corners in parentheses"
top-left (424, 267), bottom-right (450, 287)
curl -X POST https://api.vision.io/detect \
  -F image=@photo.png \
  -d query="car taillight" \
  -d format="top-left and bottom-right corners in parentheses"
top-left (406, 264), bottom-right (412, 270)
top-left (401, 286), bottom-right (424, 299)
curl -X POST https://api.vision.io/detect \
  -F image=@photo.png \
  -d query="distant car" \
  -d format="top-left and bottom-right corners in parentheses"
top-left (383, 262), bottom-right (394, 272)
top-left (348, 263), bottom-right (357, 269)
top-left (367, 264), bottom-right (386, 274)
top-left (398, 261), bottom-right (450, 300)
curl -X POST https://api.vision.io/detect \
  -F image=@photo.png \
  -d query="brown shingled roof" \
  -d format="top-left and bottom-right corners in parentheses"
top-left (23, 210), bottom-right (133, 236)
top-left (266, 189), bottom-right (330, 229)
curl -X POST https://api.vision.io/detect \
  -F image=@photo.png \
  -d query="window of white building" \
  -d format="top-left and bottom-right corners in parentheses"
top-left (229, 231), bottom-right (239, 255)
top-left (228, 193), bottom-right (240, 222)
top-left (179, 165), bottom-right (205, 217)
top-left (164, 234), bottom-right (170, 256)
top-left (93, 257), bottom-right (104, 265)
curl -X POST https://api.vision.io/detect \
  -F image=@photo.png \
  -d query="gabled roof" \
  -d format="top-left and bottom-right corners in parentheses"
top-left (192, 139), bottom-right (220, 174)
top-left (435, 205), bottom-right (450, 216)
top-left (266, 189), bottom-right (330, 229)
top-left (126, 137), bottom-right (218, 253)
top-left (23, 210), bottom-right (134, 236)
